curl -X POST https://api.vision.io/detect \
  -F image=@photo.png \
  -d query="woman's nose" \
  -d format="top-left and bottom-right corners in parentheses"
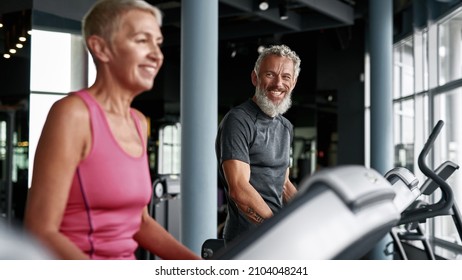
top-left (149, 44), bottom-right (164, 61)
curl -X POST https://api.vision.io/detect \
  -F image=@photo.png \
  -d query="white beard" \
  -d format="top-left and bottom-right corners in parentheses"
top-left (254, 87), bottom-right (292, 117)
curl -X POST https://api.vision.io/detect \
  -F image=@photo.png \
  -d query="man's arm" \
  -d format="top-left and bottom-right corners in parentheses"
top-left (282, 168), bottom-right (298, 205)
top-left (222, 159), bottom-right (273, 224)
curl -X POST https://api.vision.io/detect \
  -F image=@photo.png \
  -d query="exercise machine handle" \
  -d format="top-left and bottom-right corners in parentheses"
top-left (399, 120), bottom-right (454, 224)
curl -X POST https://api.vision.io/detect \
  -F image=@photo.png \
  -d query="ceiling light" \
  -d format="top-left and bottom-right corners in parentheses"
top-left (4, 54), bottom-right (11, 59)
top-left (16, 43), bottom-right (23, 49)
top-left (9, 49), bottom-right (17, 54)
top-left (258, 0), bottom-right (269, 11)
top-left (279, 1), bottom-right (288, 20)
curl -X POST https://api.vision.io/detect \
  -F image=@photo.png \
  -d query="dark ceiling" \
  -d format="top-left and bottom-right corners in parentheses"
top-left (0, 0), bottom-right (377, 127)
top-left (150, 0), bottom-right (364, 46)
top-left (0, 0), bottom-right (367, 104)
top-left (0, 0), bottom-right (374, 142)
top-left (0, 0), bottom-right (366, 55)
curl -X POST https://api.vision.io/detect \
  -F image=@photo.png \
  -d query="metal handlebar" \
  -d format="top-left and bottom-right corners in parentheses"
top-left (399, 120), bottom-right (454, 224)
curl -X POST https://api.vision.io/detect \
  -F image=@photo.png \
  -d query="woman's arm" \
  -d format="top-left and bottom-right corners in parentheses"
top-left (134, 208), bottom-right (201, 260)
top-left (133, 109), bottom-right (200, 260)
top-left (24, 95), bottom-right (91, 259)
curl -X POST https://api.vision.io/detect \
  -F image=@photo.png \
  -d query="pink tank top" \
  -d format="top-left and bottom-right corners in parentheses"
top-left (60, 90), bottom-right (152, 259)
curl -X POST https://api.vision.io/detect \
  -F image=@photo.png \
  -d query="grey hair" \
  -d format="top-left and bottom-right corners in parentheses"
top-left (254, 44), bottom-right (301, 79)
top-left (82, 0), bottom-right (162, 48)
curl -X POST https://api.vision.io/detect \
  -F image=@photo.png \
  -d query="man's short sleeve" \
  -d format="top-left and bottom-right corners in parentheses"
top-left (217, 110), bottom-right (254, 164)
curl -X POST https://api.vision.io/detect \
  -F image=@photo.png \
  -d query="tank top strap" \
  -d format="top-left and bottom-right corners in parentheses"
top-left (129, 109), bottom-right (146, 147)
top-left (72, 89), bottom-right (100, 114)
top-left (72, 89), bottom-right (146, 150)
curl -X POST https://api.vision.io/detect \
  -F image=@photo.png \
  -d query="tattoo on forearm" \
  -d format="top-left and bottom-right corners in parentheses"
top-left (247, 207), bottom-right (265, 223)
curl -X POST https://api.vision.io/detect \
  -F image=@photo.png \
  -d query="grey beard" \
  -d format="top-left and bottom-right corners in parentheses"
top-left (254, 87), bottom-right (292, 117)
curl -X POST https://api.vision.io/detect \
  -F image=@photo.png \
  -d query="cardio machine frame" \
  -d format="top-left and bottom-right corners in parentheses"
top-left (389, 120), bottom-right (462, 260)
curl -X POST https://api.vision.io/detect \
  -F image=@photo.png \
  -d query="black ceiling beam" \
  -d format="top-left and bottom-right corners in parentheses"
top-left (219, 0), bottom-right (353, 35)
top-left (220, 0), bottom-right (301, 30)
top-left (219, 0), bottom-right (254, 12)
top-left (254, 7), bottom-right (302, 31)
top-left (296, 0), bottom-right (354, 25)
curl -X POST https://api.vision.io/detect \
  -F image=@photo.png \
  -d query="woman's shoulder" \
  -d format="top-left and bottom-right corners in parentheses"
top-left (48, 93), bottom-right (90, 123)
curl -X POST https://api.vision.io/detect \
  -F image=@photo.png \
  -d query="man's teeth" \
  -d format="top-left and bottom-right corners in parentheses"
top-left (270, 91), bottom-right (283, 96)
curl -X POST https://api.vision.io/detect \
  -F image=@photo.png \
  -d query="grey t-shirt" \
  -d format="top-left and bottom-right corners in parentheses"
top-left (216, 99), bottom-right (293, 242)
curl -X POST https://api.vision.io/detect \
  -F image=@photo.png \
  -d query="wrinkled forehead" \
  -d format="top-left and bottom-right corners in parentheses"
top-left (260, 55), bottom-right (295, 73)
top-left (109, 9), bottom-right (162, 43)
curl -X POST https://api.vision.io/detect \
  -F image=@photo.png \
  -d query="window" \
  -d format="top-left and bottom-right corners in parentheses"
top-left (393, 38), bottom-right (414, 99)
top-left (393, 99), bottom-right (415, 171)
top-left (393, 37), bottom-right (415, 172)
top-left (30, 29), bottom-right (86, 93)
top-left (387, 5), bottom-right (462, 258)
top-left (438, 8), bottom-right (462, 86)
top-left (157, 123), bottom-right (181, 175)
top-left (433, 89), bottom-right (462, 246)
top-left (28, 29), bottom-right (87, 186)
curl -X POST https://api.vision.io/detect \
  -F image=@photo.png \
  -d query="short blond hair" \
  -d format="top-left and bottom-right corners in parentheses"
top-left (82, 0), bottom-right (162, 48)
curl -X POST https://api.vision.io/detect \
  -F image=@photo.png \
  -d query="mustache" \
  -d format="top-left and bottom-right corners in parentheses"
top-left (255, 87), bottom-right (292, 117)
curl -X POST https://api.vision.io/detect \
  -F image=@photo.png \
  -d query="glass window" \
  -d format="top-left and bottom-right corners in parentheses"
top-left (364, 52), bottom-right (370, 168)
top-left (414, 30), bottom-right (429, 93)
top-left (158, 123), bottom-right (181, 175)
top-left (364, 108), bottom-right (370, 168)
top-left (30, 30), bottom-right (71, 93)
top-left (393, 38), bottom-right (414, 99)
top-left (438, 8), bottom-right (462, 86)
top-left (30, 29), bottom-right (86, 93)
top-left (88, 52), bottom-right (96, 87)
top-left (28, 29), bottom-right (87, 186)
top-left (393, 36), bottom-right (415, 172)
top-left (423, 32), bottom-right (429, 92)
top-left (375, 3), bottom-right (462, 258)
top-left (433, 88), bottom-right (462, 245)
top-left (393, 99), bottom-right (415, 171)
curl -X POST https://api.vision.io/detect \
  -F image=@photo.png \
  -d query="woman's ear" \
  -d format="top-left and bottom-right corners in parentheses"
top-left (86, 35), bottom-right (111, 63)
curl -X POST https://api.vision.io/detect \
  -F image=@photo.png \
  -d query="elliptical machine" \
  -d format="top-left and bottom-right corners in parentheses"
top-left (386, 120), bottom-right (462, 259)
